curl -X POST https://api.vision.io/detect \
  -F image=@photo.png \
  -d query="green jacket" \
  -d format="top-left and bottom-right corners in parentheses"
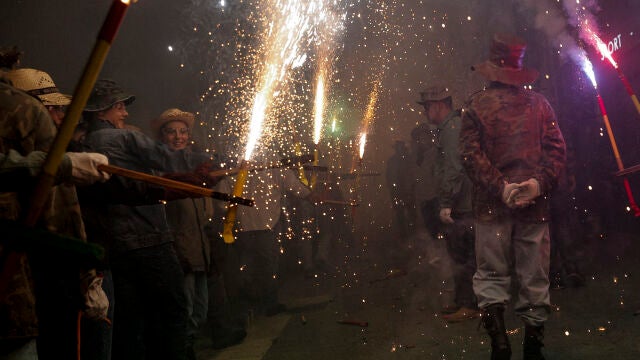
top-left (435, 110), bottom-right (473, 214)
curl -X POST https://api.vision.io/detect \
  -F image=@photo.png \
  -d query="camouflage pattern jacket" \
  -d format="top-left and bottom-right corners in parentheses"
top-left (0, 77), bottom-right (55, 341)
top-left (459, 82), bottom-right (566, 223)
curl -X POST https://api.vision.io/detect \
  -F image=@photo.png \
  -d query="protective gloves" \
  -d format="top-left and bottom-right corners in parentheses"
top-left (501, 181), bottom-right (520, 208)
top-left (194, 161), bottom-right (223, 186)
top-left (439, 207), bottom-right (455, 224)
top-left (79, 269), bottom-right (109, 321)
top-left (65, 152), bottom-right (110, 185)
top-left (513, 178), bottom-right (540, 207)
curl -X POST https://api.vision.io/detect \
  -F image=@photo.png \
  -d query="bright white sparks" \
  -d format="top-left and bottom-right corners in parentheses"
top-left (243, 1), bottom-right (317, 160)
top-left (580, 54), bottom-right (597, 88)
top-left (359, 132), bottom-right (366, 159)
top-left (313, 70), bottom-right (325, 145)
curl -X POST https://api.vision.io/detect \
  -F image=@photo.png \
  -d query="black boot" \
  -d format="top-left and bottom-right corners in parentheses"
top-left (481, 305), bottom-right (511, 360)
top-left (523, 325), bottom-right (545, 360)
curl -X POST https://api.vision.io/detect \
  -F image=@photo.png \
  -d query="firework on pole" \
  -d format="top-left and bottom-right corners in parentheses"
top-left (579, 56), bottom-right (640, 216)
top-left (584, 27), bottom-right (640, 119)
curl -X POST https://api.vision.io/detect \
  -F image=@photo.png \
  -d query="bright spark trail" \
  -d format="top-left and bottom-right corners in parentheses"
top-left (579, 56), bottom-right (640, 216)
top-left (223, 0), bottom-right (346, 242)
top-left (584, 27), bottom-right (640, 119)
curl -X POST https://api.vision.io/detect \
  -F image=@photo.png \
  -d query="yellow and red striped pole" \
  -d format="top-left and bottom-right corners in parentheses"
top-left (25, 0), bottom-right (133, 225)
top-left (613, 67), bottom-right (640, 118)
top-left (589, 29), bottom-right (640, 119)
top-left (595, 93), bottom-right (640, 216)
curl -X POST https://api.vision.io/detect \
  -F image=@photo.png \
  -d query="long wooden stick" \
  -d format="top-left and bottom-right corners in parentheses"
top-left (97, 164), bottom-right (254, 206)
top-left (615, 163), bottom-right (640, 177)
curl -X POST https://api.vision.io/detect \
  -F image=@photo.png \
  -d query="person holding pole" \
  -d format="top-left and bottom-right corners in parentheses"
top-left (78, 80), bottom-right (211, 360)
top-left (150, 108), bottom-right (237, 357)
top-left (0, 66), bottom-right (110, 359)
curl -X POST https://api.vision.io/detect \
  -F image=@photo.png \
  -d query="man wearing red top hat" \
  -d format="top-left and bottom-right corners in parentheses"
top-left (460, 34), bottom-right (566, 360)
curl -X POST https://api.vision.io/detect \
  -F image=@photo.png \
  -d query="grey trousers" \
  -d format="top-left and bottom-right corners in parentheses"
top-left (473, 220), bottom-right (551, 326)
top-left (184, 271), bottom-right (208, 340)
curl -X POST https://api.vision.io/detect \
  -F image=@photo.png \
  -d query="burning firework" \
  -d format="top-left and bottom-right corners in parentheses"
top-left (221, 0), bottom-right (347, 242)
top-left (588, 29), bottom-right (640, 120)
top-left (578, 56), bottom-right (640, 216)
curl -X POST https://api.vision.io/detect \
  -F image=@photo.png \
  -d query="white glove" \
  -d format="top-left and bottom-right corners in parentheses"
top-left (501, 181), bottom-right (520, 208)
top-left (80, 270), bottom-right (109, 320)
top-left (439, 207), bottom-right (455, 224)
top-left (513, 178), bottom-right (540, 207)
top-left (65, 152), bottom-right (110, 185)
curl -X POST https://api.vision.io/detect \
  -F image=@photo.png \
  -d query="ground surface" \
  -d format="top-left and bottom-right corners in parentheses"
top-left (197, 228), bottom-right (640, 359)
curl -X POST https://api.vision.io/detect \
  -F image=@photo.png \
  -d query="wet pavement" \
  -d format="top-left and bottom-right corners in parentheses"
top-left (197, 228), bottom-right (640, 359)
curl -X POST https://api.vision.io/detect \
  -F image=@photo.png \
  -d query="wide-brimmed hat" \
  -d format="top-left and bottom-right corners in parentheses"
top-left (149, 108), bottom-right (195, 139)
top-left (471, 33), bottom-right (539, 86)
top-left (5, 68), bottom-right (71, 106)
top-left (85, 79), bottom-right (135, 112)
top-left (416, 86), bottom-right (452, 105)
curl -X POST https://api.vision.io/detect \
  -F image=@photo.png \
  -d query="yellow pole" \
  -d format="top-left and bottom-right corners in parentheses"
top-left (24, 0), bottom-right (131, 225)
top-left (295, 143), bottom-right (310, 187)
top-left (222, 161), bottom-right (249, 244)
top-left (596, 94), bottom-right (640, 215)
top-left (631, 94), bottom-right (640, 118)
top-left (310, 146), bottom-right (319, 190)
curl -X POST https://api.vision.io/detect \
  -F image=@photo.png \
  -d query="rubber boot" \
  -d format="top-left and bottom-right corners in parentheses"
top-left (481, 304), bottom-right (511, 360)
top-left (523, 325), bottom-right (545, 360)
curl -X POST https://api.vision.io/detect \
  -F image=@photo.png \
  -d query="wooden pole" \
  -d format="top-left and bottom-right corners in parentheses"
top-left (97, 164), bottom-right (254, 206)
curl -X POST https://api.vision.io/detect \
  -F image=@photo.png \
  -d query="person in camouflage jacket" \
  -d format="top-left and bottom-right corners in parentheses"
top-left (460, 34), bottom-right (566, 360)
top-left (0, 71), bottom-right (109, 358)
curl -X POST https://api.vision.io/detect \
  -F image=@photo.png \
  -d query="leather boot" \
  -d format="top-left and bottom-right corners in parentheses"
top-left (523, 325), bottom-right (545, 360)
top-left (481, 305), bottom-right (511, 360)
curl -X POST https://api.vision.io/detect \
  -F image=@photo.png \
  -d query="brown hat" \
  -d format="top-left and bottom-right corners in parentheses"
top-left (416, 86), bottom-right (451, 105)
top-left (150, 108), bottom-right (195, 139)
top-left (5, 68), bottom-right (71, 106)
top-left (471, 33), bottom-right (539, 86)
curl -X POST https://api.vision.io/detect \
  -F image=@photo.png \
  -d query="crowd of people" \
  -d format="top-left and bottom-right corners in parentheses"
top-left (1, 33), bottom-right (591, 360)
top-left (0, 46), bottom-right (328, 360)
top-left (383, 34), bottom-right (586, 360)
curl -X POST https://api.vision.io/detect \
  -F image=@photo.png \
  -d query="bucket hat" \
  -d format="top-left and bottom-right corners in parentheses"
top-left (416, 86), bottom-right (452, 105)
top-left (471, 33), bottom-right (539, 86)
top-left (85, 79), bottom-right (135, 112)
top-left (5, 68), bottom-right (71, 106)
